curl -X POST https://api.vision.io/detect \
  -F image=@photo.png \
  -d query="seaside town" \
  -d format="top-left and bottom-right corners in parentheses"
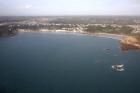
top-left (0, 16), bottom-right (140, 33)
top-left (0, 16), bottom-right (140, 50)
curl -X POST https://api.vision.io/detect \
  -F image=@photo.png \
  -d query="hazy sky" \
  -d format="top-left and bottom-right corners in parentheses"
top-left (0, 0), bottom-right (140, 16)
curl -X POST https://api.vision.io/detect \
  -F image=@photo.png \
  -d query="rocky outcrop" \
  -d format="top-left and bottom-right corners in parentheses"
top-left (0, 25), bottom-right (17, 37)
top-left (120, 36), bottom-right (140, 51)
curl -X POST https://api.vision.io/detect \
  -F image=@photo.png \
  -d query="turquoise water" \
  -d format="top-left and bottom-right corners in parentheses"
top-left (0, 32), bottom-right (140, 93)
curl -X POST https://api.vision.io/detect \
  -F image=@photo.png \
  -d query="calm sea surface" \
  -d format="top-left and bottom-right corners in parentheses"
top-left (0, 32), bottom-right (140, 93)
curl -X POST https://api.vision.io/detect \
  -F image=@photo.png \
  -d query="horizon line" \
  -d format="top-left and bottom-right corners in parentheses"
top-left (1, 15), bottom-right (140, 17)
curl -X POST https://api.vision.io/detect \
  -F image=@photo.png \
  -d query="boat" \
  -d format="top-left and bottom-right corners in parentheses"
top-left (106, 48), bottom-right (111, 50)
top-left (111, 64), bottom-right (124, 71)
top-left (104, 48), bottom-right (111, 51)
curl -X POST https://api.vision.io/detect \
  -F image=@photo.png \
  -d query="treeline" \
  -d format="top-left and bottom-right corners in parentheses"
top-left (85, 25), bottom-right (134, 34)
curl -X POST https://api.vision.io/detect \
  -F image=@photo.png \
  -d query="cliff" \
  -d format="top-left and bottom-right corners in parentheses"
top-left (120, 36), bottom-right (140, 50)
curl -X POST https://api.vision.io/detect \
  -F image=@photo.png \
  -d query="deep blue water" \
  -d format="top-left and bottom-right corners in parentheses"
top-left (0, 32), bottom-right (140, 93)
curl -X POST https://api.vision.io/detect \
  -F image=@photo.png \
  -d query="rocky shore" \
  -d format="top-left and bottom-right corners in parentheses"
top-left (120, 36), bottom-right (140, 50)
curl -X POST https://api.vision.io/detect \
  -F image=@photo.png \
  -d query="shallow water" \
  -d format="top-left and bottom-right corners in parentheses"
top-left (0, 32), bottom-right (140, 93)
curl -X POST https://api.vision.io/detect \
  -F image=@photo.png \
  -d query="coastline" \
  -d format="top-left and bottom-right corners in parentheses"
top-left (18, 29), bottom-right (125, 40)
top-left (120, 36), bottom-right (140, 50)
top-left (17, 29), bottom-right (140, 50)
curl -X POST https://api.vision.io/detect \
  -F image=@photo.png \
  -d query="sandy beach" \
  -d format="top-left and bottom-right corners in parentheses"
top-left (18, 29), bottom-right (140, 50)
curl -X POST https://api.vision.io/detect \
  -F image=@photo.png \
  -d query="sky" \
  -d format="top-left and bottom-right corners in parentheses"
top-left (0, 0), bottom-right (140, 16)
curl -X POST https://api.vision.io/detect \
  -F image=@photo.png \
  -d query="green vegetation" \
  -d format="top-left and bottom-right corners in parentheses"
top-left (85, 25), bottom-right (140, 46)
top-left (85, 25), bottom-right (134, 35)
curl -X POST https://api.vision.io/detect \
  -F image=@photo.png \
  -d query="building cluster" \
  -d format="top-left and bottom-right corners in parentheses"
top-left (7, 22), bottom-right (140, 34)
top-left (127, 25), bottom-right (140, 33)
top-left (1, 17), bottom-right (140, 33)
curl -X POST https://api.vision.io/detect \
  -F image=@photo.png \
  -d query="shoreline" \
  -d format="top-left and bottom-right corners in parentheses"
top-left (18, 29), bottom-right (125, 40)
top-left (17, 29), bottom-right (140, 50)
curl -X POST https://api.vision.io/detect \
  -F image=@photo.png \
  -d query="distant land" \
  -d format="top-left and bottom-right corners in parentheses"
top-left (0, 16), bottom-right (140, 50)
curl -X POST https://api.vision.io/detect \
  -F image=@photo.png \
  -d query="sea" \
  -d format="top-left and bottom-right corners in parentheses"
top-left (0, 32), bottom-right (140, 93)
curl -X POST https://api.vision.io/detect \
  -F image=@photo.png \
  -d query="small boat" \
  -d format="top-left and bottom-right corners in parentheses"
top-left (105, 48), bottom-right (111, 51)
top-left (111, 64), bottom-right (124, 71)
